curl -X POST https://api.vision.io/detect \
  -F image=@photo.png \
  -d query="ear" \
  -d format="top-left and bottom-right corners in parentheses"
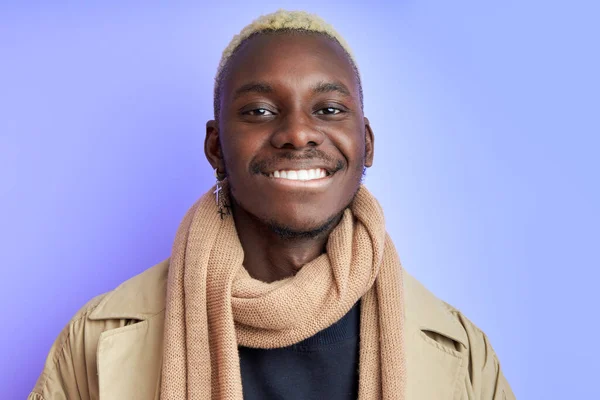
top-left (364, 117), bottom-right (374, 167)
top-left (204, 120), bottom-right (225, 172)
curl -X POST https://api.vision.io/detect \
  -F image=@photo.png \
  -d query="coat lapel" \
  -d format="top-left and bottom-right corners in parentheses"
top-left (96, 313), bottom-right (164, 400)
top-left (404, 325), bottom-right (467, 399)
top-left (403, 271), bottom-right (470, 399)
top-left (88, 260), bottom-right (168, 400)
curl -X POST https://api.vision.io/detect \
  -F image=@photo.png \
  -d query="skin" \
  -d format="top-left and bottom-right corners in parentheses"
top-left (205, 32), bottom-right (374, 283)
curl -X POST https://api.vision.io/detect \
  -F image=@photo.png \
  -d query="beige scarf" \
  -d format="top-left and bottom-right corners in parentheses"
top-left (160, 180), bottom-right (406, 399)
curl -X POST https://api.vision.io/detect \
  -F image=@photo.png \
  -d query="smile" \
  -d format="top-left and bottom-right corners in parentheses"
top-left (267, 168), bottom-right (328, 181)
top-left (262, 167), bottom-right (334, 189)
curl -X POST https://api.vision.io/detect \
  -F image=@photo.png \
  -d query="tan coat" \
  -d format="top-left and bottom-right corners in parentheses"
top-left (29, 259), bottom-right (515, 400)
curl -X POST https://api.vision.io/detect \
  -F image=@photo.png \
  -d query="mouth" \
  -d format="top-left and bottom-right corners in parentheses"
top-left (260, 167), bottom-right (336, 189)
top-left (263, 167), bottom-right (331, 181)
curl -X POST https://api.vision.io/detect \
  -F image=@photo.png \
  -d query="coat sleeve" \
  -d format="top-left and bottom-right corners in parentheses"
top-left (457, 311), bottom-right (517, 399)
top-left (29, 295), bottom-right (108, 400)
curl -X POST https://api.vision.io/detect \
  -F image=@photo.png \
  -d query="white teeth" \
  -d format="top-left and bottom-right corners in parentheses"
top-left (287, 170), bottom-right (298, 180)
top-left (269, 168), bottom-right (329, 181)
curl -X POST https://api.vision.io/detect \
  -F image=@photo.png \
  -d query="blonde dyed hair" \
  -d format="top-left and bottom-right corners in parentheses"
top-left (213, 9), bottom-right (362, 120)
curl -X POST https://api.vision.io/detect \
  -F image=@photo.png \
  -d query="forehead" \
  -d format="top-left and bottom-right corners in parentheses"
top-left (221, 32), bottom-right (359, 98)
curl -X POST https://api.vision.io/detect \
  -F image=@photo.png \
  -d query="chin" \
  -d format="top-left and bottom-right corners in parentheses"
top-left (264, 211), bottom-right (342, 240)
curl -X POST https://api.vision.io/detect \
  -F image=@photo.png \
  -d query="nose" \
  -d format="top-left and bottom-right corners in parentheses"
top-left (270, 111), bottom-right (325, 150)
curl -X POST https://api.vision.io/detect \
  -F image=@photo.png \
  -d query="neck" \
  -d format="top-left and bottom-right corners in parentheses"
top-left (231, 200), bottom-right (342, 283)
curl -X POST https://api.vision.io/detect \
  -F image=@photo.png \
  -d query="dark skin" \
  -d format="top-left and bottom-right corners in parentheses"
top-left (205, 32), bottom-right (374, 283)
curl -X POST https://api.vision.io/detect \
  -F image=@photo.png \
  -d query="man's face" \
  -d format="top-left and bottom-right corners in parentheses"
top-left (207, 32), bottom-right (374, 235)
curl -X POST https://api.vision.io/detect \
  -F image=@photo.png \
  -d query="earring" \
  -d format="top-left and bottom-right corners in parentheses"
top-left (213, 168), bottom-right (231, 219)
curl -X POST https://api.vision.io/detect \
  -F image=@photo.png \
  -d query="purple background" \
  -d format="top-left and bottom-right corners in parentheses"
top-left (2, 1), bottom-right (598, 398)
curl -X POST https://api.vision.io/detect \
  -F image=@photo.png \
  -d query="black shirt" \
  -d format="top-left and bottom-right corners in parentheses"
top-left (239, 301), bottom-right (361, 400)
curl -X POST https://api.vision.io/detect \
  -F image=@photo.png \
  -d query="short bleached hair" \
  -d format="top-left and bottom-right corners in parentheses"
top-left (213, 9), bottom-right (363, 121)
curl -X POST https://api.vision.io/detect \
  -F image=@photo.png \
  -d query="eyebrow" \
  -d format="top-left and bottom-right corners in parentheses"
top-left (233, 82), bottom-right (274, 100)
top-left (312, 81), bottom-right (352, 97)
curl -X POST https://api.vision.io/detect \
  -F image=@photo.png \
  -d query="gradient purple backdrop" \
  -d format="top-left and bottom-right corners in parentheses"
top-left (2, 1), bottom-right (598, 399)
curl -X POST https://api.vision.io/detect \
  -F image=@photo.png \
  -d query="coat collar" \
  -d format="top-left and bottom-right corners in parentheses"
top-left (91, 258), bottom-right (470, 400)
top-left (402, 269), bottom-right (469, 348)
top-left (89, 259), bottom-right (168, 321)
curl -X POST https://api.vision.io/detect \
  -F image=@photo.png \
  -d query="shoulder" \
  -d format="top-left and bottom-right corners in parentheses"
top-left (30, 258), bottom-right (170, 400)
top-left (60, 256), bottom-right (170, 339)
top-left (29, 292), bottom-right (112, 399)
top-left (402, 269), bottom-right (515, 399)
top-left (402, 267), bottom-right (495, 354)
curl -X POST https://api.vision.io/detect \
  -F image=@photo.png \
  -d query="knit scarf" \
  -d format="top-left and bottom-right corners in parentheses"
top-left (160, 180), bottom-right (406, 399)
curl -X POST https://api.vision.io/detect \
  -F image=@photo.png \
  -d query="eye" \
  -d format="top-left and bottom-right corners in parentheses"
top-left (244, 108), bottom-right (275, 116)
top-left (315, 107), bottom-right (343, 115)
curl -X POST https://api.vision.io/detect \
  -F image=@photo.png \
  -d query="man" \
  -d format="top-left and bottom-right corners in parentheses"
top-left (29, 10), bottom-right (515, 400)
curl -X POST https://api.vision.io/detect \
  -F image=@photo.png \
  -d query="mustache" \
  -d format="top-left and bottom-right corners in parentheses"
top-left (250, 149), bottom-right (344, 174)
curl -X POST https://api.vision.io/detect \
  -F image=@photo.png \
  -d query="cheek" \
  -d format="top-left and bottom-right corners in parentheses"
top-left (333, 127), bottom-right (366, 169)
top-left (220, 130), bottom-right (257, 172)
